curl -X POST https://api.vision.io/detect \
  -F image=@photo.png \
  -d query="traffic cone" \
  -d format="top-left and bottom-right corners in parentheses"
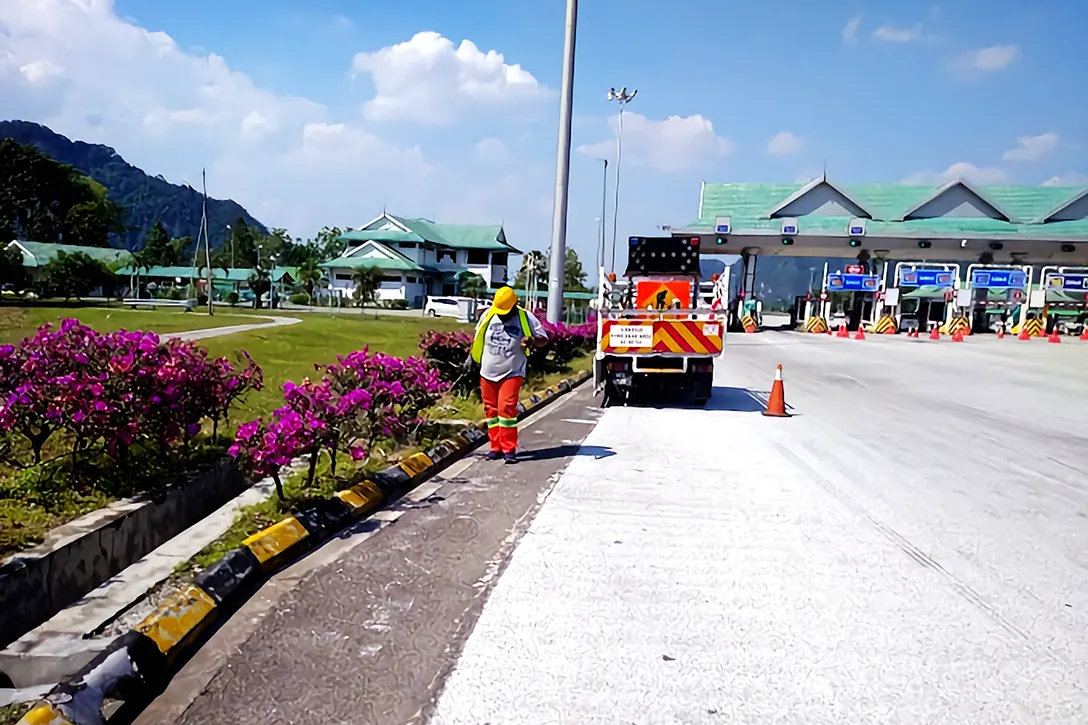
top-left (1080, 328), bottom-right (1088, 342)
top-left (929, 326), bottom-right (940, 340)
top-left (836, 324), bottom-right (849, 338)
top-left (853, 327), bottom-right (866, 340)
top-left (997, 328), bottom-right (1005, 339)
top-left (951, 329), bottom-right (965, 343)
top-left (762, 365), bottom-right (790, 418)
top-left (1018, 327), bottom-right (1031, 341)
top-left (1048, 330), bottom-right (1061, 344)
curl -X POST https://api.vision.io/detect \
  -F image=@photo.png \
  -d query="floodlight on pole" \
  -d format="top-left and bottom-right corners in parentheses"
top-left (606, 86), bottom-right (637, 273)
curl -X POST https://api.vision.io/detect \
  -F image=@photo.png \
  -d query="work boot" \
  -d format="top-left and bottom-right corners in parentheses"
top-left (486, 451), bottom-right (502, 461)
top-left (504, 452), bottom-right (518, 465)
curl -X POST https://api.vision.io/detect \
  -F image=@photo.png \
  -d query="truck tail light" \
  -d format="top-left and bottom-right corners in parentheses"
top-left (608, 360), bottom-right (631, 372)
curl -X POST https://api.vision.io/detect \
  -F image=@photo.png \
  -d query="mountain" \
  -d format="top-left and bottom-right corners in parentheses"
top-left (0, 120), bottom-right (267, 250)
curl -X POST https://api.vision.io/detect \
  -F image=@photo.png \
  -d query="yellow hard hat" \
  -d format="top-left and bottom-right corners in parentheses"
top-left (492, 286), bottom-right (517, 314)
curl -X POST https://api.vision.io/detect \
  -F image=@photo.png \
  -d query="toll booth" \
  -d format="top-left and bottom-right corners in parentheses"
top-left (819, 266), bottom-right (879, 332)
top-left (887, 264), bottom-right (959, 333)
top-left (1040, 266), bottom-right (1088, 335)
top-left (963, 265), bottom-right (1032, 334)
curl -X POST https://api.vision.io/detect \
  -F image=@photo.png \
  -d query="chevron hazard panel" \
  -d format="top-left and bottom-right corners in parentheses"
top-left (602, 320), bottom-right (724, 356)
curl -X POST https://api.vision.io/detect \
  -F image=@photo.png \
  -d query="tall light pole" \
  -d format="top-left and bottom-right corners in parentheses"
top-left (607, 86), bottom-right (637, 273)
top-left (598, 158), bottom-right (608, 272)
top-left (545, 0), bottom-right (578, 323)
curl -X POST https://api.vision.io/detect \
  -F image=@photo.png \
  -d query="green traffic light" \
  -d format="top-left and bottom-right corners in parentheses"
top-left (781, 237), bottom-right (794, 246)
top-left (849, 239), bottom-right (861, 247)
top-left (716, 237), bottom-right (725, 245)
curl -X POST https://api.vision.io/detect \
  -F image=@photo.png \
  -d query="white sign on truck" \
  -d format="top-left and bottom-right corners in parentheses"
top-left (609, 324), bottom-right (654, 348)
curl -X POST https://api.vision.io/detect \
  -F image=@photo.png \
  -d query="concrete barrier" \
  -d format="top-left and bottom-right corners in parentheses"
top-left (0, 459), bottom-right (245, 650)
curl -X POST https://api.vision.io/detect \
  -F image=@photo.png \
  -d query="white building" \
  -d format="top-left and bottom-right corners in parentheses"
top-left (320, 213), bottom-right (518, 307)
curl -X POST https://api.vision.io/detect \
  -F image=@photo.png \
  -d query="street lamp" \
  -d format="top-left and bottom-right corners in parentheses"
top-left (545, 0), bottom-right (578, 323)
top-left (606, 86), bottom-right (637, 272)
top-left (597, 158), bottom-right (608, 273)
top-left (226, 224), bottom-right (235, 269)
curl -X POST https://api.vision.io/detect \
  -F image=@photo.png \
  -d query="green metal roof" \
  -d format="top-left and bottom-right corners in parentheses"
top-left (338, 229), bottom-right (425, 244)
top-left (320, 255), bottom-right (423, 272)
top-left (688, 181), bottom-right (1088, 239)
top-left (385, 215), bottom-right (519, 252)
top-left (115, 265), bottom-right (295, 282)
top-left (10, 241), bottom-right (135, 268)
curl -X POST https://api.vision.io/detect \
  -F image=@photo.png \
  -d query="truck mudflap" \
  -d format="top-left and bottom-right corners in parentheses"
top-left (600, 319), bottom-right (724, 356)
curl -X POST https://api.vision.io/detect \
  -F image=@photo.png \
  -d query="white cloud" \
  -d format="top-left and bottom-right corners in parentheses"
top-left (957, 44), bottom-right (1020, 72)
top-left (1042, 173), bottom-right (1088, 187)
top-left (0, 0), bottom-right (556, 247)
top-left (873, 24), bottom-right (923, 43)
top-left (902, 162), bottom-right (1007, 185)
top-left (351, 31), bottom-right (552, 125)
top-left (1001, 132), bottom-right (1060, 162)
top-left (474, 137), bottom-right (509, 164)
top-left (767, 131), bottom-right (803, 156)
top-left (577, 113), bottom-right (734, 174)
top-left (842, 16), bottom-right (861, 46)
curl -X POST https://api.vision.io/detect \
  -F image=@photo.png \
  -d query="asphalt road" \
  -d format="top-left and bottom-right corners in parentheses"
top-left (138, 332), bottom-right (1088, 725)
top-left (430, 332), bottom-right (1088, 724)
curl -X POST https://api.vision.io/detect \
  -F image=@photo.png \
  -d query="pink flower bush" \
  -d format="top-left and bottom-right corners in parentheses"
top-left (228, 348), bottom-right (447, 495)
top-left (0, 319), bottom-right (262, 469)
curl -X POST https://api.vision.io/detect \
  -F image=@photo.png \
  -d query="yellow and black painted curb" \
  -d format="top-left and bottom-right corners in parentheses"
top-left (16, 369), bottom-right (594, 725)
top-left (803, 316), bottom-right (828, 334)
top-left (740, 315), bottom-right (758, 334)
top-left (873, 315), bottom-right (898, 335)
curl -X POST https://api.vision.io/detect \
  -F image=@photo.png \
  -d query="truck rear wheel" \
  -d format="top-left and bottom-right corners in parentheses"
top-left (691, 371), bottom-right (713, 406)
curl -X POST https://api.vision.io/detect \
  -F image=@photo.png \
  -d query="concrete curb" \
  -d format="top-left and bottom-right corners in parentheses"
top-left (16, 369), bottom-right (593, 725)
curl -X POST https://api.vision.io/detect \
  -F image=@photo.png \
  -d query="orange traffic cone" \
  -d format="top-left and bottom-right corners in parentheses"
top-left (951, 329), bottom-right (965, 343)
top-left (836, 324), bottom-right (849, 338)
top-left (997, 328), bottom-right (1005, 339)
top-left (854, 327), bottom-right (866, 340)
top-left (762, 365), bottom-right (790, 418)
top-left (1048, 330), bottom-right (1061, 344)
top-left (929, 326), bottom-right (941, 340)
top-left (1080, 328), bottom-right (1088, 342)
top-left (1018, 328), bottom-right (1031, 341)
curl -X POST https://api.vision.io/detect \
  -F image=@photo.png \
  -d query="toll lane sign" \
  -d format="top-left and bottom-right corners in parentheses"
top-left (826, 273), bottom-right (880, 292)
top-left (971, 269), bottom-right (1026, 289)
top-left (1047, 273), bottom-right (1088, 291)
top-left (900, 269), bottom-right (954, 287)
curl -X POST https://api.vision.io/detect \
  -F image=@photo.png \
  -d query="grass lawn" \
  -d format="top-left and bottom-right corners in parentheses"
top-left (0, 303), bottom-right (255, 345)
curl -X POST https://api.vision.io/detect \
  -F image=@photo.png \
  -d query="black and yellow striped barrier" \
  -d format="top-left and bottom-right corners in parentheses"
top-left (740, 314), bottom-right (758, 334)
top-left (803, 316), bottom-right (828, 334)
top-left (940, 317), bottom-right (971, 336)
top-left (16, 369), bottom-right (594, 725)
top-left (873, 316), bottom-right (898, 335)
top-left (1016, 318), bottom-right (1045, 337)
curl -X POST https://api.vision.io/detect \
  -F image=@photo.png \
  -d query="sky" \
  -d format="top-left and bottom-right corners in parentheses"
top-left (2, 0), bottom-right (1087, 271)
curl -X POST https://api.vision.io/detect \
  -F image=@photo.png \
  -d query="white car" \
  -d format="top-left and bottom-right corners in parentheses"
top-left (423, 296), bottom-right (480, 321)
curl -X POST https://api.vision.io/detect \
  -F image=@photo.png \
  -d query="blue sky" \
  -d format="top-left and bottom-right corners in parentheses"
top-left (3, 0), bottom-right (1086, 270)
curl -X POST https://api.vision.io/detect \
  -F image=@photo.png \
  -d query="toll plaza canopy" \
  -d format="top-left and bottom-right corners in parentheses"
top-left (672, 177), bottom-right (1088, 264)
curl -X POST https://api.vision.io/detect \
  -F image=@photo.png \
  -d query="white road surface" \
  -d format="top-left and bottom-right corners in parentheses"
top-left (431, 332), bottom-right (1088, 724)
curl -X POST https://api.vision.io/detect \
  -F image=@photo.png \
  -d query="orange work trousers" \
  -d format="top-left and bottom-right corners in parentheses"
top-left (480, 376), bottom-right (523, 454)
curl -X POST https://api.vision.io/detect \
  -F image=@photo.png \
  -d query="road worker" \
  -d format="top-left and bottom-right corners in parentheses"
top-left (467, 286), bottom-right (549, 464)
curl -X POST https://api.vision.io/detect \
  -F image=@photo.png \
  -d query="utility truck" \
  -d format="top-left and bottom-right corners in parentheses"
top-left (594, 235), bottom-right (728, 407)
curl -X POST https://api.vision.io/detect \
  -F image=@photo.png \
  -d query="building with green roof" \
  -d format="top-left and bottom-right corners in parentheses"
top-left (673, 177), bottom-right (1088, 264)
top-left (323, 213), bottom-right (518, 307)
top-left (6, 240), bottom-right (135, 270)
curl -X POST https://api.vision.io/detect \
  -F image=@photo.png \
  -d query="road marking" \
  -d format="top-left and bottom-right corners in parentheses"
top-left (561, 418), bottom-right (598, 425)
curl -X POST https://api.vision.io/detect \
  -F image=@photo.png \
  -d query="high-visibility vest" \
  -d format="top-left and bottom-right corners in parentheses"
top-left (471, 307), bottom-right (533, 364)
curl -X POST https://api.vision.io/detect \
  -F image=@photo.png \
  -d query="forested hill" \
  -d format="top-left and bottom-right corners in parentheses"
top-left (0, 120), bottom-right (267, 250)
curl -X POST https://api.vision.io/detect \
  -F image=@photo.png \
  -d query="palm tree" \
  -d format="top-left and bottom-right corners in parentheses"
top-left (296, 258), bottom-right (324, 306)
top-left (351, 266), bottom-right (381, 308)
top-left (516, 250), bottom-right (548, 309)
top-left (458, 271), bottom-right (487, 299)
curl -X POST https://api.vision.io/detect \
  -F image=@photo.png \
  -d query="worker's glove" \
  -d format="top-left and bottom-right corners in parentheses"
top-left (461, 355), bottom-right (477, 373)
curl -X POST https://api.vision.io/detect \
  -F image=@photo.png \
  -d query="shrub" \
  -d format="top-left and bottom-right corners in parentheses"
top-left (228, 348), bottom-right (447, 497)
top-left (288, 292), bottom-right (310, 306)
top-left (418, 329), bottom-right (475, 397)
top-left (0, 319), bottom-right (262, 471)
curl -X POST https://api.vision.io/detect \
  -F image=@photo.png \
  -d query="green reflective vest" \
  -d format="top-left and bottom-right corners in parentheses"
top-left (471, 307), bottom-right (533, 364)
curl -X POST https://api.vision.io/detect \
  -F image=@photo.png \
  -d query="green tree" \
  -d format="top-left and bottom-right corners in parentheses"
top-left (0, 139), bottom-right (127, 247)
top-left (351, 267), bottom-right (381, 307)
top-left (141, 221), bottom-right (175, 266)
top-left (458, 271), bottom-right (487, 299)
top-left (315, 226), bottom-right (350, 261)
top-left (1, 245), bottom-right (30, 296)
top-left (295, 258), bottom-right (324, 303)
top-left (514, 250), bottom-right (547, 290)
top-left (564, 248), bottom-right (588, 291)
top-left (40, 251), bottom-right (115, 300)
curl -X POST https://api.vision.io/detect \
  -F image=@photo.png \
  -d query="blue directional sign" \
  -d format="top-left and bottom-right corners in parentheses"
top-left (1046, 273), bottom-right (1088, 291)
top-left (899, 269), bottom-right (955, 288)
top-left (826, 273), bottom-right (880, 292)
top-left (971, 269), bottom-right (1026, 289)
